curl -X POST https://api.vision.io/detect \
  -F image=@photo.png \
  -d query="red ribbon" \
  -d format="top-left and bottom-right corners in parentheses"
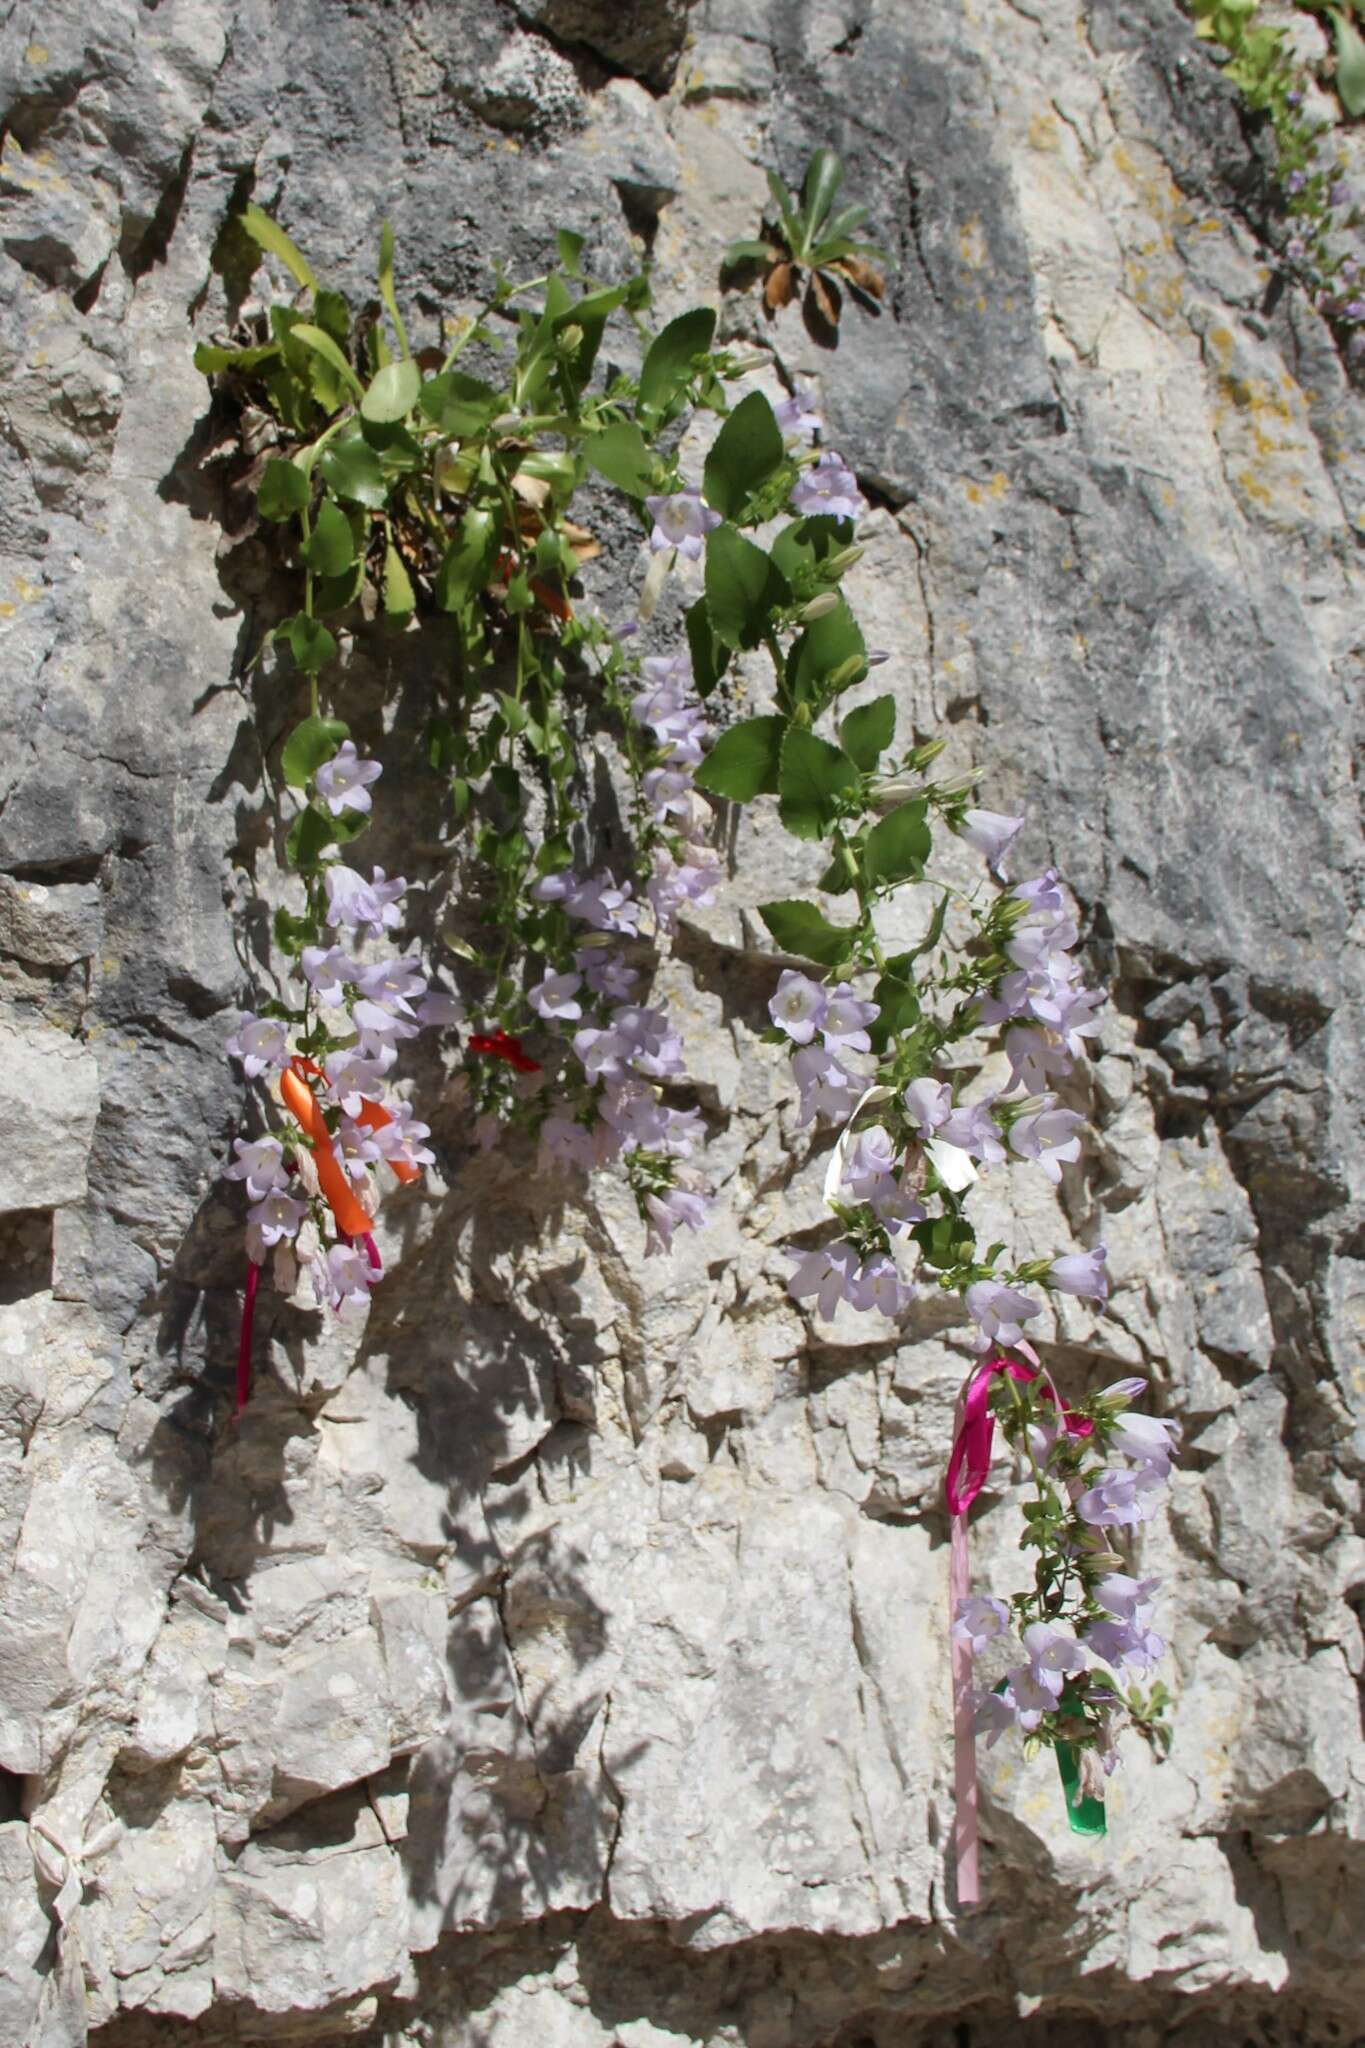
top-left (469, 1029), bottom-right (541, 1073)
top-left (946, 1352), bottom-right (1093, 1906)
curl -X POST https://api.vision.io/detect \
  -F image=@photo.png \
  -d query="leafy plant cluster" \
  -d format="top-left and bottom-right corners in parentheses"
top-left (1189, 0), bottom-right (1365, 357)
top-left (202, 157), bottom-right (1177, 1802)
top-left (722, 146), bottom-right (886, 337)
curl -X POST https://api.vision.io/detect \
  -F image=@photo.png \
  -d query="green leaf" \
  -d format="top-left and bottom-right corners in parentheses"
top-left (693, 714), bottom-right (788, 801)
top-left (703, 390), bottom-right (786, 519)
top-left (839, 693), bottom-right (895, 770)
top-left (311, 288), bottom-right (350, 346)
top-left (788, 598), bottom-right (867, 706)
top-left (281, 714), bottom-right (350, 790)
top-left (301, 497), bottom-right (355, 575)
top-left (758, 898), bottom-right (857, 967)
top-left (383, 542), bottom-right (416, 619)
top-left (361, 358), bottom-right (421, 424)
top-left (557, 228), bottom-right (585, 275)
top-left (257, 457), bottom-right (310, 521)
top-left (585, 420), bottom-right (656, 497)
top-left (703, 523), bottom-right (791, 649)
top-left (771, 514), bottom-right (855, 581)
top-left (314, 559), bottom-right (364, 614)
top-left (685, 596), bottom-right (732, 699)
top-left (286, 805), bottom-right (337, 869)
top-left (723, 238), bottom-right (780, 266)
top-left (1332, 10), bottom-right (1365, 115)
top-left (863, 800), bottom-right (931, 888)
top-left (239, 204), bottom-right (318, 290)
top-left (193, 340), bottom-right (280, 375)
top-left (435, 504), bottom-right (501, 612)
top-left (778, 726), bottom-right (860, 840)
top-left (418, 369), bottom-right (499, 436)
top-left (319, 436), bottom-right (389, 508)
top-left (802, 149), bottom-right (844, 236)
top-left (279, 614), bottom-right (337, 674)
top-left (867, 971), bottom-right (919, 1052)
top-left (377, 221), bottom-right (410, 359)
top-left (638, 307), bottom-right (717, 419)
top-left (288, 322), bottom-right (365, 399)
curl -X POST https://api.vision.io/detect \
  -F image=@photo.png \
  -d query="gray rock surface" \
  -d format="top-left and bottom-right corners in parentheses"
top-left (0, 0), bottom-right (1362, 2043)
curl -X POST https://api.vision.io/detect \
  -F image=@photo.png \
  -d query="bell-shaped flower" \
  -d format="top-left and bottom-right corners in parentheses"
top-left (952, 1594), bottom-right (1012, 1656)
top-left (1009, 1102), bottom-right (1085, 1183)
top-left (643, 1184), bottom-right (711, 1255)
top-left (644, 484), bottom-right (722, 561)
top-left (247, 1188), bottom-right (306, 1246)
top-left (302, 945), bottom-right (354, 1008)
top-left (315, 740), bottom-right (382, 817)
top-left (327, 1242), bottom-right (374, 1317)
top-left (821, 982), bottom-right (880, 1054)
top-left (1076, 1465), bottom-right (1165, 1528)
top-left (1108, 1410), bottom-right (1182, 1477)
top-left (788, 1240), bottom-right (861, 1320)
top-left (224, 1135), bottom-right (288, 1203)
top-left (791, 1044), bottom-right (860, 1126)
top-left (1004, 1026), bottom-right (1073, 1097)
top-left (1048, 1246), bottom-right (1109, 1300)
top-left (903, 1076), bottom-right (951, 1138)
top-left (770, 970), bottom-right (827, 1044)
top-left (965, 1278), bottom-right (1041, 1352)
top-left (851, 1252), bottom-right (911, 1316)
top-left (225, 1013), bottom-right (291, 1079)
top-left (528, 969), bottom-right (583, 1022)
top-left (792, 452), bottom-right (864, 522)
top-left (1022, 1621), bottom-right (1088, 1697)
top-left (957, 807), bottom-right (1024, 874)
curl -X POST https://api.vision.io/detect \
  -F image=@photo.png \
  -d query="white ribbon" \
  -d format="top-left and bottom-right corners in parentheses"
top-left (823, 1084), bottom-right (894, 1207)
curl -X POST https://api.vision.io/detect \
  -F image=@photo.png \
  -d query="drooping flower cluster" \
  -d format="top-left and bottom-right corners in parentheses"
top-left (224, 739), bottom-right (451, 1317)
top-left (953, 1370), bottom-right (1179, 1772)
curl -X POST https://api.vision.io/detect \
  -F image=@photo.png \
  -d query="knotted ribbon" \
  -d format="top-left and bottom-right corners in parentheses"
top-left (945, 1351), bottom-right (1094, 1906)
top-left (235, 1059), bottom-right (416, 1414)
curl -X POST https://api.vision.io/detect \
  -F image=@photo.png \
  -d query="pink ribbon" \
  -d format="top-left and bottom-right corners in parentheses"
top-left (946, 1352), bottom-right (1094, 1907)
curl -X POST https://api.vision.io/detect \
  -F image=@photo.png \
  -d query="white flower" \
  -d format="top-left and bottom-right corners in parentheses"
top-left (225, 1013), bottom-right (291, 1078)
top-left (769, 970), bottom-right (827, 1044)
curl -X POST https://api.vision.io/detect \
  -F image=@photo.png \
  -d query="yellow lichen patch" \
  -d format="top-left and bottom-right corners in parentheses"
top-left (13, 576), bottom-right (40, 603)
top-left (1028, 108), bottom-right (1060, 152)
top-left (0, 602), bottom-right (15, 619)
top-left (958, 216), bottom-right (987, 270)
top-left (25, 42), bottom-right (49, 63)
top-left (1207, 326), bottom-right (1235, 363)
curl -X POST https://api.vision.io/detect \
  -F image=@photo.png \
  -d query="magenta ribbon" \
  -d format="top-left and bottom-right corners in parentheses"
top-left (945, 1353), bottom-right (1094, 1907)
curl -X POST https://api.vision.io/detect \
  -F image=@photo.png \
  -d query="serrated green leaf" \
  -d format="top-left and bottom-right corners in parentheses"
top-left (377, 221), bottom-right (410, 359)
top-left (778, 726), bottom-right (860, 840)
top-left (314, 558), bottom-right (364, 614)
top-left (788, 597), bottom-right (867, 706)
top-left (703, 523), bottom-right (791, 649)
top-left (418, 369), bottom-right (499, 436)
top-left (240, 204), bottom-right (318, 290)
top-left (758, 898), bottom-right (857, 967)
top-left (257, 457), bottom-right (310, 521)
top-left (864, 799), bottom-right (931, 888)
top-left (638, 307), bottom-right (717, 419)
top-left (287, 805), bottom-right (337, 868)
top-left (288, 321), bottom-right (365, 400)
top-left (361, 358), bottom-right (421, 424)
top-left (319, 436), bottom-right (389, 508)
top-left (693, 714), bottom-right (788, 801)
top-left (281, 714), bottom-right (350, 790)
top-left (839, 693), bottom-right (895, 770)
top-left (585, 420), bottom-right (656, 497)
top-left (311, 288), bottom-right (350, 347)
top-left (1332, 9), bottom-right (1365, 115)
top-left (702, 390), bottom-right (786, 519)
top-left (685, 596), bottom-right (731, 700)
top-left (301, 497), bottom-right (355, 575)
top-left (279, 613), bottom-right (338, 674)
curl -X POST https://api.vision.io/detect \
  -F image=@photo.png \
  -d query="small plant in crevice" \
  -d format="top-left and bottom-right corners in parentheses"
top-left (722, 146), bottom-right (886, 339)
top-left (1189, 0), bottom-right (1365, 362)
top-left (197, 150), bottom-right (1178, 1887)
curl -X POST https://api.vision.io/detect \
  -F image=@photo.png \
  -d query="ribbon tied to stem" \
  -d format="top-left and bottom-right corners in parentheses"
top-left (235, 1058), bottom-right (419, 1414)
top-left (946, 1351), bottom-right (1094, 1908)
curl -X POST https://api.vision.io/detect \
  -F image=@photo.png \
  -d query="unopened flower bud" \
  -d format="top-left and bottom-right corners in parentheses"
top-left (799, 591), bottom-right (840, 622)
top-left (908, 736), bottom-right (948, 771)
top-left (826, 655), bottom-right (866, 691)
top-left (826, 544), bottom-right (865, 574)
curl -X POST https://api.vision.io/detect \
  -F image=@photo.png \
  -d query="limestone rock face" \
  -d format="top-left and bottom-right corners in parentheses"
top-left (0, 1), bottom-right (1362, 2043)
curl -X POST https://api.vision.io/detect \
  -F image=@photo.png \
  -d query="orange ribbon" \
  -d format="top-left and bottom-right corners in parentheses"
top-left (279, 1066), bottom-right (374, 1239)
top-left (287, 1057), bottom-right (422, 1187)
